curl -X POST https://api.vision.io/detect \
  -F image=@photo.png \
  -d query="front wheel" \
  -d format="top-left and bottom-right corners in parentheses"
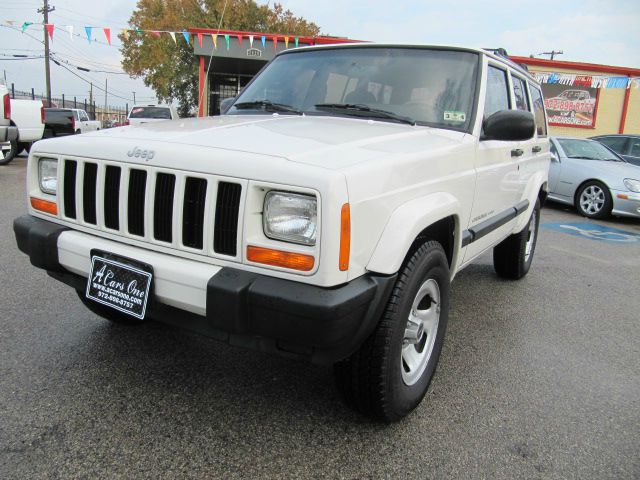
top-left (576, 181), bottom-right (612, 219)
top-left (493, 198), bottom-right (540, 279)
top-left (334, 241), bottom-right (450, 422)
top-left (0, 140), bottom-right (18, 165)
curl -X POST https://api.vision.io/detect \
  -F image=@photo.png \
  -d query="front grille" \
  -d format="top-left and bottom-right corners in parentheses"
top-left (60, 160), bottom-right (242, 258)
top-left (63, 160), bottom-right (77, 219)
top-left (214, 182), bottom-right (242, 256)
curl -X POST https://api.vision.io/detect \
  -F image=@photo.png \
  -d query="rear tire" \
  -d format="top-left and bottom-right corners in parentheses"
top-left (76, 290), bottom-right (144, 325)
top-left (0, 140), bottom-right (18, 165)
top-left (493, 198), bottom-right (540, 279)
top-left (334, 241), bottom-right (450, 422)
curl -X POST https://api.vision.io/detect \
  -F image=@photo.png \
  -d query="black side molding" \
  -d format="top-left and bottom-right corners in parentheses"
top-left (462, 200), bottom-right (529, 246)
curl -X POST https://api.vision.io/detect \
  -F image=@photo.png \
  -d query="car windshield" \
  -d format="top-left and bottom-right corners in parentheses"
top-left (557, 139), bottom-right (623, 161)
top-left (129, 107), bottom-right (172, 119)
top-left (228, 47), bottom-right (479, 131)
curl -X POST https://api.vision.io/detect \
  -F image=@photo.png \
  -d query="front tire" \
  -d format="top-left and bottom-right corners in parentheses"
top-left (334, 241), bottom-right (450, 422)
top-left (575, 181), bottom-right (612, 219)
top-left (493, 198), bottom-right (540, 280)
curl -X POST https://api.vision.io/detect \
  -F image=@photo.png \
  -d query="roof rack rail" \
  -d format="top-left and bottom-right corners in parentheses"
top-left (482, 47), bottom-right (530, 73)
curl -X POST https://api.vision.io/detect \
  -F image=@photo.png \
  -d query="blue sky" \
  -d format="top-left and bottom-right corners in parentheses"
top-left (1, 0), bottom-right (638, 108)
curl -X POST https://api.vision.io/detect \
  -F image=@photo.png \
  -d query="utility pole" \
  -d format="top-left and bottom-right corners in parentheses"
top-left (37, 0), bottom-right (55, 106)
top-left (541, 50), bottom-right (563, 61)
top-left (89, 82), bottom-right (93, 116)
top-left (104, 78), bottom-right (107, 111)
top-left (132, 91), bottom-right (136, 104)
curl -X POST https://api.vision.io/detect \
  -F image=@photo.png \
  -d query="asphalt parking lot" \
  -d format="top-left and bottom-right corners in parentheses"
top-left (1, 154), bottom-right (639, 479)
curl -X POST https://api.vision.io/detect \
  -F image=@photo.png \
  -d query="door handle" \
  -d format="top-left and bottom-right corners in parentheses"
top-left (532, 145), bottom-right (542, 153)
top-left (511, 149), bottom-right (524, 157)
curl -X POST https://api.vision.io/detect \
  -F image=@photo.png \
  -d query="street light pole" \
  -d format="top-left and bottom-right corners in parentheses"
top-left (37, 0), bottom-right (55, 106)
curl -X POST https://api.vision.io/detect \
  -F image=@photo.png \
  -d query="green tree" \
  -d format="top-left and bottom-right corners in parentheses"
top-left (120, 0), bottom-right (320, 116)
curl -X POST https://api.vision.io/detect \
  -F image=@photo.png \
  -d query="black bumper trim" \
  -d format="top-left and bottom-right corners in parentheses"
top-left (14, 214), bottom-right (397, 365)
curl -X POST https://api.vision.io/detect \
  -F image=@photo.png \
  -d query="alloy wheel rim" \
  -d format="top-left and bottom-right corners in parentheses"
top-left (524, 208), bottom-right (537, 262)
top-left (401, 278), bottom-right (441, 386)
top-left (579, 185), bottom-right (605, 215)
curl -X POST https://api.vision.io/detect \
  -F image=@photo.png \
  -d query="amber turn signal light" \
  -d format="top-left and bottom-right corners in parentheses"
top-left (339, 203), bottom-right (350, 271)
top-left (30, 197), bottom-right (58, 215)
top-left (247, 245), bottom-right (315, 271)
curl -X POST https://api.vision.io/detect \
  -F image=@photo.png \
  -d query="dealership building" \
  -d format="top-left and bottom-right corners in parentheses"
top-left (190, 29), bottom-right (639, 138)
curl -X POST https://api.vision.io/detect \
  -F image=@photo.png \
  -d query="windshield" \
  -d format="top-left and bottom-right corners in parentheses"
top-left (557, 139), bottom-right (623, 161)
top-left (229, 47), bottom-right (479, 131)
top-left (129, 107), bottom-right (172, 119)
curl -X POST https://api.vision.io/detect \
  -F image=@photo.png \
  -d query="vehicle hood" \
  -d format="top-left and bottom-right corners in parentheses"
top-left (42, 115), bottom-right (467, 170)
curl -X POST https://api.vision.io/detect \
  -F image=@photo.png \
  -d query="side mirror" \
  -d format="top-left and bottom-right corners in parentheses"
top-left (219, 97), bottom-right (236, 115)
top-left (482, 110), bottom-right (535, 141)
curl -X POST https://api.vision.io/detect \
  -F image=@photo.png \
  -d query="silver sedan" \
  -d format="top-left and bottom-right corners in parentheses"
top-left (548, 136), bottom-right (640, 219)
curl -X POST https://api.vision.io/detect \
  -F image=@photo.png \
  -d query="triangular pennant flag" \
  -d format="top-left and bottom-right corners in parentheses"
top-left (21, 21), bottom-right (32, 33)
top-left (85, 26), bottom-right (92, 43)
top-left (67, 25), bottom-right (74, 40)
top-left (295, 37), bottom-right (299, 47)
top-left (169, 32), bottom-right (176, 43)
top-left (261, 35), bottom-right (266, 48)
top-left (152, 31), bottom-right (161, 38)
top-left (45, 24), bottom-right (54, 41)
top-left (135, 28), bottom-right (142, 36)
top-left (197, 32), bottom-right (203, 48)
top-left (284, 36), bottom-right (289, 48)
top-left (182, 31), bottom-right (190, 43)
top-left (273, 36), bottom-right (278, 50)
top-left (121, 29), bottom-right (129, 40)
top-left (236, 34), bottom-right (242, 46)
top-left (224, 34), bottom-right (230, 50)
top-left (103, 27), bottom-right (111, 45)
top-left (212, 34), bottom-right (217, 49)
top-left (249, 35), bottom-right (254, 48)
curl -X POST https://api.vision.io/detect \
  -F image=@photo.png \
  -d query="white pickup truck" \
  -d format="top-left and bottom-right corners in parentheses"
top-left (14, 44), bottom-right (550, 421)
top-left (70, 109), bottom-right (101, 134)
top-left (0, 80), bottom-right (19, 165)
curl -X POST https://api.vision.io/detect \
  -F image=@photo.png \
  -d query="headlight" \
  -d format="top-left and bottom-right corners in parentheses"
top-left (623, 178), bottom-right (640, 193)
top-left (263, 191), bottom-right (317, 245)
top-left (38, 158), bottom-right (58, 194)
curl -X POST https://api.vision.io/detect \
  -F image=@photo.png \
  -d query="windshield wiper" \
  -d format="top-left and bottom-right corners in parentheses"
top-left (314, 103), bottom-right (416, 126)
top-left (233, 100), bottom-right (303, 115)
top-left (567, 155), bottom-right (602, 161)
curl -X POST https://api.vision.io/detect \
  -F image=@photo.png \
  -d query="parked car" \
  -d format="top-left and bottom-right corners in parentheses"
top-left (6, 98), bottom-right (45, 159)
top-left (590, 134), bottom-right (640, 167)
top-left (15, 44), bottom-right (550, 422)
top-left (548, 136), bottom-right (640, 219)
top-left (0, 80), bottom-right (19, 165)
top-left (70, 108), bottom-right (101, 133)
top-left (126, 104), bottom-right (178, 125)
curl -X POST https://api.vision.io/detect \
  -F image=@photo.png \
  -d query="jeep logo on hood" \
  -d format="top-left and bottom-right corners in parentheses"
top-left (127, 146), bottom-right (155, 160)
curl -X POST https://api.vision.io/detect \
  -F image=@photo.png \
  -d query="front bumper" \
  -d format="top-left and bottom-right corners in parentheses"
top-left (0, 125), bottom-right (18, 142)
top-left (14, 215), bottom-right (396, 364)
top-left (612, 190), bottom-right (640, 219)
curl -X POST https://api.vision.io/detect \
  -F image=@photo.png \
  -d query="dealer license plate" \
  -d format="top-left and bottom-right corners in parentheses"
top-left (85, 251), bottom-right (153, 320)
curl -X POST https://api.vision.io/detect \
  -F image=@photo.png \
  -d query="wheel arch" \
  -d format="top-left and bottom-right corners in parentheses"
top-left (366, 192), bottom-right (461, 276)
top-left (573, 178), bottom-right (612, 205)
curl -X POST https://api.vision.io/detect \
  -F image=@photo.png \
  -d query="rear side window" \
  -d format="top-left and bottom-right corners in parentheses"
top-left (484, 66), bottom-right (510, 119)
top-left (512, 76), bottom-right (529, 111)
top-left (529, 85), bottom-right (547, 136)
top-left (129, 107), bottom-right (172, 119)
top-left (630, 139), bottom-right (640, 157)
top-left (596, 136), bottom-right (628, 154)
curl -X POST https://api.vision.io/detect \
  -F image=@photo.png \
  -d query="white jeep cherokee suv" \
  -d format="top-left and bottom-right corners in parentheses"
top-left (14, 44), bottom-right (550, 422)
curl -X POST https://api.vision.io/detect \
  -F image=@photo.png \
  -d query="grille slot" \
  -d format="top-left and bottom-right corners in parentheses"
top-left (82, 163), bottom-right (97, 224)
top-left (182, 177), bottom-right (207, 249)
top-left (153, 173), bottom-right (176, 242)
top-left (127, 169), bottom-right (147, 236)
top-left (214, 182), bottom-right (242, 256)
top-left (63, 160), bottom-right (77, 219)
top-left (104, 165), bottom-right (121, 230)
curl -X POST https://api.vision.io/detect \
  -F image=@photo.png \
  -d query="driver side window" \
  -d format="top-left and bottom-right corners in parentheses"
top-left (484, 66), bottom-right (510, 120)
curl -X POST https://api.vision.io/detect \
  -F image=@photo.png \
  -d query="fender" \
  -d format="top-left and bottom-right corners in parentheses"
top-left (514, 170), bottom-right (548, 232)
top-left (367, 192), bottom-right (460, 275)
